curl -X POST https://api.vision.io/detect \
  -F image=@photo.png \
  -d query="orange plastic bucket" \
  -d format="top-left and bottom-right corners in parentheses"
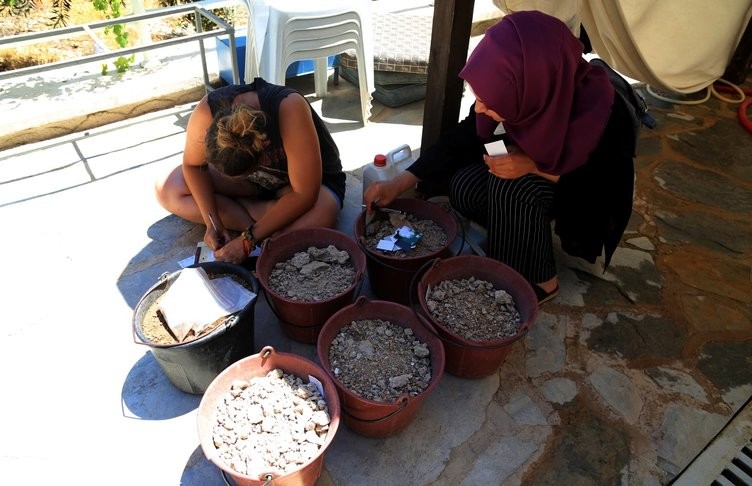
top-left (416, 256), bottom-right (538, 379)
top-left (197, 346), bottom-right (341, 486)
top-left (256, 227), bottom-right (366, 344)
top-left (316, 296), bottom-right (445, 438)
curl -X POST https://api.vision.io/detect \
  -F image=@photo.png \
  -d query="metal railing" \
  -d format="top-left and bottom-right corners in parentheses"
top-left (0, 2), bottom-right (240, 89)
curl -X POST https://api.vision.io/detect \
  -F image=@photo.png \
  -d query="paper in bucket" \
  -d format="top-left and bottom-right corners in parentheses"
top-left (156, 266), bottom-right (257, 342)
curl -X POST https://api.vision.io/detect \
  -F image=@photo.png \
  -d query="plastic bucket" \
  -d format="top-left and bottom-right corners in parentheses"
top-left (132, 262), bottom-right (258, 394)
top-left (416, 256), bottom-right (538, 379)
top-left (256, 227), bottom-right (366, 344)
top-left (198, 346), bottom-right (341, 485)
top-left (354, 198), bottom-right (458, 305)
top-left (316, 296), bottom-right (445, 438)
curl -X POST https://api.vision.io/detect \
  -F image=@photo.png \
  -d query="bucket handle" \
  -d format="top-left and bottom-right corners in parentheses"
top-left (259, 345), bottom-right (275, 365)
top-left (341, 395), bottom-right (409, 424)
top-left (220, 470), bottom-right (273, 486)
top-left (408, 258), bottom-right (530, 351)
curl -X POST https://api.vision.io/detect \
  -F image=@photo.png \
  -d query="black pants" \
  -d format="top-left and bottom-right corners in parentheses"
top-left (449, 163), bottom-right (556, 284)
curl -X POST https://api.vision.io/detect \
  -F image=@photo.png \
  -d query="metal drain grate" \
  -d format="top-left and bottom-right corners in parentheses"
top-left (713, 439), bottom-right (752, 485)
top-left (672, 397), bottom-right (752, 485)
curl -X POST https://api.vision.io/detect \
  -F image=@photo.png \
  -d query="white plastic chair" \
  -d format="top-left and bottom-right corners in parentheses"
top-left (241, 0), bottom-right (374, 124)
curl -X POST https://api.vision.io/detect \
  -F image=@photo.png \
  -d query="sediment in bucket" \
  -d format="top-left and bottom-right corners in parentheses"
top-left (255, 227), bottom-right (366, 344)
top-left (354, 198), bottom-right (458, 305)
top-left (316, 296), bottom-right (445, 438)
top-left (197, 346), bottom-right (341, 486)
top-left (416, 256), bottom-right (538, 379)
top-left (132, 262), bottom-right (258, 394)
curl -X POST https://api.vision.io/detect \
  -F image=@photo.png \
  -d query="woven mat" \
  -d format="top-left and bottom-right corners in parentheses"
top-left (339, 13), bottom-right (432, 74)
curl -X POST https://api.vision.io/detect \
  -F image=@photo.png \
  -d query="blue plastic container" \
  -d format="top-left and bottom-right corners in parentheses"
top-left (216, 34), bottom-right (336, 85)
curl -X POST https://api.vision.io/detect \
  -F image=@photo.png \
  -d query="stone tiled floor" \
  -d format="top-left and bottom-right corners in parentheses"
top-left (1, 13), bottom-right (751, 486)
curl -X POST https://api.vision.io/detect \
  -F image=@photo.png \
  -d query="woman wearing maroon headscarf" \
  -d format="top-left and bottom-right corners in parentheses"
top-left (363, 11), bottom-right (636, 304)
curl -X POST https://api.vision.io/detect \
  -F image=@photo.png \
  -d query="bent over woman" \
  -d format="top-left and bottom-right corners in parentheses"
top-left (155, 78), bottom-right (346, 264)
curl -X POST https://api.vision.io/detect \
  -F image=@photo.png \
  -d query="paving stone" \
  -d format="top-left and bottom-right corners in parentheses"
top-left (697, 340), bottom-right (752, 391)
top-left (663, 251), bottom-right (752, 303)
top-left (653, 160), bottom-right (752, 213)
top-left (654, 209), bottom-right (752, 255)
top-left (586, 312), bottom-right (686, 360)
top-left (645, 367), bottom-right (709, 403)
top-left (463, 437), bottom-right (538, 485)
top-left (635, 134), bottom-right (663, 159)
top-left (657, 403), bottom-right (729, 477)
top-left (588, 366), bottom-right (644, 424)
top-left (504, 393), bottom-right (548, 426)
top-left (325, 373), bottom-right (499, 484)
top-left (666, 116), bottom-right (752, 183)
top-left (525, 313), bottom-right (567, 377)
top-left (680, 294), bottom-right (751, 334)
top-left (626, 236), bottom-right (655, 251)
top-left (723, 384), bottom-right (752, 411)
top-left (540, 378), bottom-right (578, 405)
top-left (524, 401), bottom-right (631, 484)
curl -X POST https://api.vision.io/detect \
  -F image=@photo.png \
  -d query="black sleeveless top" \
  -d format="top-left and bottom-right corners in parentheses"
top-left (206, 78), bottom-right (346, 203)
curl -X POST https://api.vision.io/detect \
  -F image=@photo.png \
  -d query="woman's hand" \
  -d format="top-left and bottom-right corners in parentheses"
top-left (483, 145), bottom-right (560, 182)
top-left (363, 171), bottom-right (420, 211)
top-left (483, 145), bottom-right (537, 179)
top-left (213, 236), bottom-right (248, 264)
top-left (204, 225), bottom-right (231, 251)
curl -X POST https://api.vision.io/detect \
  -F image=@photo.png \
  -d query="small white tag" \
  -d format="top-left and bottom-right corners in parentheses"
top-left (484, 140), bottom-right (508, 156)
top-left (309, 375), bottom-right (325, 398)
top-left (493, 122), bottom-right (506, 135)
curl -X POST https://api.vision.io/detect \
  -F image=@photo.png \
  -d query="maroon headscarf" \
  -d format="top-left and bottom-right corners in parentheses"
top-left (460, 11), bottom-right (614, 175)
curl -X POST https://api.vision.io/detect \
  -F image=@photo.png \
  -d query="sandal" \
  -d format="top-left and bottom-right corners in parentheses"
top-left (534, 284), bottom-right (559, 305)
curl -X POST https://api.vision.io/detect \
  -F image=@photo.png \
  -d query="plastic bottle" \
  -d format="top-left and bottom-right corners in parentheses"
top-left (386, 144), bottom-right (413, 173)
top-left (362, 153), bottom-right (397, 204)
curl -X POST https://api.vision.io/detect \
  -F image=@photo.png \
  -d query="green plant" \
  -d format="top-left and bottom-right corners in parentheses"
top-left (90, 0), bottom-right (133, 73)
top-left (100, 53), bottom-right (134, 74)
top-left (0, 0), bottom-right (36, 16)
top-left (92, 0), bottom-right (128, 47)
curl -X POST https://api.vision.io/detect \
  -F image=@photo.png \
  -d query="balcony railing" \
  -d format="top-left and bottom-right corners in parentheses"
top-left (0, 1), bottom-right (240, 89)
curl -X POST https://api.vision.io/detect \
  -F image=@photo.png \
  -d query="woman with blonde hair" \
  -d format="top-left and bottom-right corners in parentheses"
top-left (155, 78), bottom-right (346, 264)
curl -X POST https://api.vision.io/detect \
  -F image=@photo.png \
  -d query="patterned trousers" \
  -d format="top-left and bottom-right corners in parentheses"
top-left (449, 163), bottom-right (556, 284)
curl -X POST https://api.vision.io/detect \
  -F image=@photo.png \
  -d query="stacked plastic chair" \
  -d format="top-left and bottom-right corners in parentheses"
top-left (241, 0), bottom-right (374, 124)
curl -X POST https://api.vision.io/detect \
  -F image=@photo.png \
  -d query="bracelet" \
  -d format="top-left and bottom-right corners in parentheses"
top-left (241, 224), bottom-right (256, 251)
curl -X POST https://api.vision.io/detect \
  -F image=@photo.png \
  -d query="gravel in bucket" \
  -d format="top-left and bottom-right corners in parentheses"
top-left (328, 318), bottom-right (432, 402)
top-left (425, 277), bottom-right (522, 342)
top-left (364, 212), bottom-right (448, 258)
top-left (210, 368), bottom-right (331, 477)
top-left (268, 245), bottom-right (356, 302)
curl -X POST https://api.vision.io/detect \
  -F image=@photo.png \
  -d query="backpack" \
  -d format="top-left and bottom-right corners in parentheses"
top-left (590, 58), bottom-right (656, 150)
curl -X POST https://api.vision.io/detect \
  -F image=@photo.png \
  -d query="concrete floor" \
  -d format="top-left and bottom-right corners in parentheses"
top-left (1, 6), bottom-right (751, 485)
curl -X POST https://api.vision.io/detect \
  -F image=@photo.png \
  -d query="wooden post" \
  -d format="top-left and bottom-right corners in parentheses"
top-left (420, 0), bottom-right (476, 151)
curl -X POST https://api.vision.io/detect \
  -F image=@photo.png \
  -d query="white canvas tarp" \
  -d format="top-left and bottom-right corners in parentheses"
top-left (493, 0), bottom-right (752, 93)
